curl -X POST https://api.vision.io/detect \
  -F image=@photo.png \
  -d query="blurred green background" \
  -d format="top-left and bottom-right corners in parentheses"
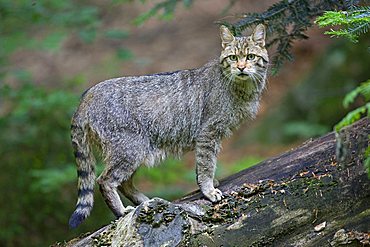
top-left (0, 1), bottom-right (369, 246)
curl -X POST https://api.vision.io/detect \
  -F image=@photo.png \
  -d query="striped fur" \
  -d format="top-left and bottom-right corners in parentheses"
top-left (69, 123), bottom-right (96, 228)
top-left (69, 25), bottom-right (269, 228)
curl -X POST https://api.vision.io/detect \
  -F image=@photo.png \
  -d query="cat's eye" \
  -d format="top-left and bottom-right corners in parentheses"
top-left (247, 54), bottom-right (256, 60)
top-left (229, 55), bottom-right (237, 61)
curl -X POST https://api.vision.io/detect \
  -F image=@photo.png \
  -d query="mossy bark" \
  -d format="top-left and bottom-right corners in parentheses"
top-left (58, 118), bottom-right (369, 247)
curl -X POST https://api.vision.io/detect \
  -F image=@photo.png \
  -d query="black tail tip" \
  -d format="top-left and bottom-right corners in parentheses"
top-left (69, 211), bottom-right (86, 229)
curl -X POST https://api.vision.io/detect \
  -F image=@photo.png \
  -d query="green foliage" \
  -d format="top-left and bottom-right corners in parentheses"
top-left (335, 79), bottom-right (370, 133)
top-left (316, 7), bottom-right (370, 42)
top-left (31, 164), bottom-right (105, 194)
top-left (135, 159), bottom-right (196, 199)
top-left (31, 165), bottom-right (76, 193)
top-left (136, 159), bottom-right (191, 184)
top-left (335, 103), bottom-right (370, 131)
top-left (29, 31), bottom-right (68, 51)
top-left (227, 156), bottom-right (264, 174)
top-left (0, 0), bottom-right (130, 67)
top-left (343, 79), bottom-right (370, 107)
top-left (317, 8), bottom-right (370, 177)
top-left (283, 121), bottom-right (329, 139)
top-left (335, 79), bottom-right (370, 132)
top-left (117, 48), bottom-right (134, 61)
top-left (133, 0), bottom-right (193, 26)
top-left (365, 145), bottom-right (370, 178)
top-left (0, 83), bottom-right (79, 246)
top-left (104, 29), bottom-right (130, 40)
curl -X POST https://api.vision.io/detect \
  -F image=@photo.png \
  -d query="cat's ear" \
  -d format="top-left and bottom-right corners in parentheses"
top-left (252, 24), bottom-right (266, 47)
top-left (220, 25), bottom-right (235, 48)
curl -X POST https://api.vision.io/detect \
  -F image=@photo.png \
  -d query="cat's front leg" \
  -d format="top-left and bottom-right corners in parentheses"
top-left (195, 136), bottom-right (222, 202)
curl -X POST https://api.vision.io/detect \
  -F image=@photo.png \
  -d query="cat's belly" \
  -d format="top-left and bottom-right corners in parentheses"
top-left (143, 138), bottom-right (195, 167)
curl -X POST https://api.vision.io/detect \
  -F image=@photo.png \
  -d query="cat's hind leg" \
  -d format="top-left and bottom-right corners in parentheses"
top-left (119, 174), bottom-right (149, 206)
top-left (97, 163), bottom-right (136, 217)
top-left (97, 133), bottom-right (149, 217)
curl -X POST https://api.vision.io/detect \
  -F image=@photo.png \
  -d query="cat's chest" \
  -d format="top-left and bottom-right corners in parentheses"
top-left (208, 98), bottom-right (259, 136)
top-left (224, 88), bottom-right (259, 113)
top-left (230, 100), bottom-right (259, 125)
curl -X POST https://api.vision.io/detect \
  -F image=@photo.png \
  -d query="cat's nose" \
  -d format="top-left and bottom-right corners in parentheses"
top-left (237, 67), bottom-right (245, 72)
top-left (237, 62), bottom-right (246, 72)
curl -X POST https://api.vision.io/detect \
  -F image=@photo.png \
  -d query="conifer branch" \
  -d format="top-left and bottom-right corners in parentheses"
top-left (226, 0), bottom-right (364, 72)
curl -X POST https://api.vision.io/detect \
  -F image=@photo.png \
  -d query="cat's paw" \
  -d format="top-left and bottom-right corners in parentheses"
top-left (204, 188), bottom-right (223, 202)
top-left (116, 206), bottom-right (135, 219)
top-left (123, 205), bottom-right (135, 214)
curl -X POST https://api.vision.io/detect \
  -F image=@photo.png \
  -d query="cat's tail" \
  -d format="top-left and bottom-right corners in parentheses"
top-left (68, 121), bottom-right (96, 229)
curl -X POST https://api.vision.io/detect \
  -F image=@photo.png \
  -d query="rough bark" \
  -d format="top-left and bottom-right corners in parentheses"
top-left (58, 118), bottom-right (370, 247)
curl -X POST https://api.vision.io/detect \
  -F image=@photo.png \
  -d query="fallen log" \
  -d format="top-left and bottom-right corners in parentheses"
top-left (59, 117), bottom-right (369, 247)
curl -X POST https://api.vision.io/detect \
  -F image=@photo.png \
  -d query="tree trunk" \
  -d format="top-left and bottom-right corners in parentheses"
top-left (59, 118), bottom-right (370, 247)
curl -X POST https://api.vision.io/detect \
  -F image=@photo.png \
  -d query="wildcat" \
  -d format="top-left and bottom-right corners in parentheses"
top-left (69, 24), bottom-right (269, 228)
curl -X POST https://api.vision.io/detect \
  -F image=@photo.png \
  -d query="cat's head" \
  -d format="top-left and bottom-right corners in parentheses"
top-left (219, 24), bottom-right (269, 84)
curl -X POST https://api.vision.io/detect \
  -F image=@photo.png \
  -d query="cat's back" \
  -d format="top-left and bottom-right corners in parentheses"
top-left (83, 68), bottom-right (197, 104)
top-left (74, 66), bottom-right (214, 129)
